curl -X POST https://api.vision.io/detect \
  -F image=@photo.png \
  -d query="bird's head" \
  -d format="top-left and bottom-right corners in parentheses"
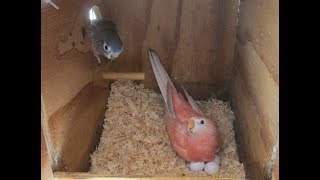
top-left (102, 38), bottom-right (123, 61)
top-left (187, 115), bottom-right (220, 153)
top-left (187, 116), bottom-right (219, 137)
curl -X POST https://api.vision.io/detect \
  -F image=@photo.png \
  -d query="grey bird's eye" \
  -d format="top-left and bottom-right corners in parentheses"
top-left (200, 120), bottom-right (204, 124)
top-left (104, 44), bottom-right (110, 51)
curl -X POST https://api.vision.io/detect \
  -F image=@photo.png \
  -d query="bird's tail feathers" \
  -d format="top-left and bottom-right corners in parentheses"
top-left (148, 49), bottom-right (177, 118)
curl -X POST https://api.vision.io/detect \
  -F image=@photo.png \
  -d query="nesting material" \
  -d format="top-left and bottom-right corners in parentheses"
top-left (90, 80), bottom-right (245, 177)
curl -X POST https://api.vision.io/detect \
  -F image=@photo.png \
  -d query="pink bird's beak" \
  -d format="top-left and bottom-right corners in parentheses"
top-left (187, 119), bottom-right (195, 134)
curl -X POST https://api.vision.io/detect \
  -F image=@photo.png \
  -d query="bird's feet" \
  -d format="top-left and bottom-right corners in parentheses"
top-left (95, 55), bottom-right (101, 66)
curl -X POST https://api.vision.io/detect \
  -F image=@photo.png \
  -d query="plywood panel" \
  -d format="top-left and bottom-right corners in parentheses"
top-left (216, 0), bottom-right (239, 84)
top-left (236, 0), bottom-right (279, 84)
top-left (48, 82), bottom-right (109, 172)
top-left (272, 150), bottom-right (279, 180)
top-left (41, 128), bottom-right (54, 180)
top-left (231, 38), bottom-right (278, 180)
top-left (232, 68), bottom-right (268, 179)
top-left (41, 0), bottom-right (99, 118)
top-left (141, 0), bottom-right (229, 99)
top-left (236, 42), bottom-right (279, 149)
top-left (157, 0), bottom-right (220, 84)
top-left (231, 0), bottom-right (279, 178)
top-left (141, 0), bottom-right (184, 91)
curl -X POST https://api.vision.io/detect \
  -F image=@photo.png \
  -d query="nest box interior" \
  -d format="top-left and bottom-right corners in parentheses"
top-left (41, 0), bottom-right (278, 179)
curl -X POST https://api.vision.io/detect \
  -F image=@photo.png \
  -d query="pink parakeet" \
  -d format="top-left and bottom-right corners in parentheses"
top-left (148, 49), bottom-right (220, 173)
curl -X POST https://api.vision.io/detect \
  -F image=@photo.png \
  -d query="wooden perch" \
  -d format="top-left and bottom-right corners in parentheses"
top-left (102, 72), bottom-right (145, 80)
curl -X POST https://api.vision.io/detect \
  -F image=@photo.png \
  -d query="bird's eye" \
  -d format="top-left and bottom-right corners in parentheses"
top-left (200, 120), bottom-right (204, 124)
top-left (104, 45), bottom-right (109, 51)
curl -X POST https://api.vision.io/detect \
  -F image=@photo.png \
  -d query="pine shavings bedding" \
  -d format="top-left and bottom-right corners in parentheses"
top-left (89, 80), bottom-right (245, 178)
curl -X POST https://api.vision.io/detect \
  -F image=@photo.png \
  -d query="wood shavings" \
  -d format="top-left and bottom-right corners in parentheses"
top-left (90, 80), bottom-right (245, 178)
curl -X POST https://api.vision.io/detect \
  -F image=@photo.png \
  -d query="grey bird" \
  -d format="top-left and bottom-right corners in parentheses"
top-left (89, 6), bottom-right (123, 64)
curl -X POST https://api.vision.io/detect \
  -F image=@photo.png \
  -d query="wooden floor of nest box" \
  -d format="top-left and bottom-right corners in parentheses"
top-left (89, 80), bottom-right (245, 178)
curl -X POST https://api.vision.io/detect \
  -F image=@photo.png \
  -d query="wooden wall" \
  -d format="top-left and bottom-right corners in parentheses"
top-left (231, 0), bottom-right (279, 179)
top-left (42, 0), bottom-right (279, 178)
top-left (41, 0), bottom-right (109, 172)
top-left (41, 0), bottom-right (239, 173)
top-left (272, 149), bottom-right (279, 180)
top-left (94, 0), bottom-right (238, 100)
top-left (41, 127), bottom-right (54, 180)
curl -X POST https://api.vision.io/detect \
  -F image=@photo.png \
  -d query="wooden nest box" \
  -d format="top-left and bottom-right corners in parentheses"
top-left (41, 0), bottom-right (278, 179)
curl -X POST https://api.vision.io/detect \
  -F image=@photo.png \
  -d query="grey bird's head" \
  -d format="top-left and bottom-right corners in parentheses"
top-left (102, 30), bottom-right (123, 61)
top-left (89, 6), bottom-right (124, 62)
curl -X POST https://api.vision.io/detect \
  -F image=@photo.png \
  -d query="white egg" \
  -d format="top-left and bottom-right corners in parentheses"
top-left (204, 162), bottom-right (220, 175)
top-left (189, 162), bottom-right (205, 171)
top-left (213, 155), bottom-right (221, 165)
